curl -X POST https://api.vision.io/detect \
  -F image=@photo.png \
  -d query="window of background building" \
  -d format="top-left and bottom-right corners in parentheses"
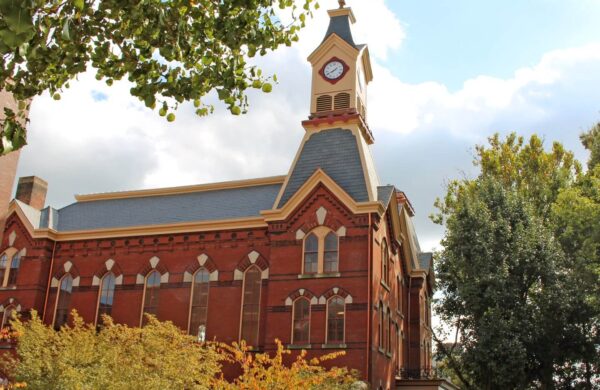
top-left (54, 274), bottom-right (73, 330)
top-left (189, 268), bottom-right (210, 341)
top-left (240, 266), bottom-right (261, 347)
top-left (327, 296), bottom-right (345, 344)
top-left (292, 297), bottom-right (310, 344)
top-left (96, 272), bottom-right (116, 328)
top-left (141, 270), bottom-right (161, 326)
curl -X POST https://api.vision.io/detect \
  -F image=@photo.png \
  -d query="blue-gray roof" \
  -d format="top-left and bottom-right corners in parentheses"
top-left (377, 185), bottom-right (395, 206)
top-left (323, 14), bottom-right (357, 48)
top-left (52, 184), bottom-right (281, 232)
top-left (278, 129), bottom-right (369, 208)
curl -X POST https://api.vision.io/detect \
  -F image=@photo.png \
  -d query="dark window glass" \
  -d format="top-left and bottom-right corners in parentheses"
top-left (241, 267), bottom-right (261, 347)
top-left (327, 296), bottom-right (345, 344)
top-left (292, 298), bottom-right (310, 344)
top-left (382, 241), bottom-right (389, 285)
top-left (55, 274), bottom-right (73, 330)
top-left (142, 271), bottom-right (161, 325)
top-left (97, 273), bottom-right (116, 328)
top-left (190, 268), bottom-right (210, 340)
top-left (324, 232), bottom-right (338, 273)
top-left (303, 234), bottom-right (318, 274)
top-left (0, 254), bottom-right (7, 285)
top-left (7, 253), bottom-right (20, 285)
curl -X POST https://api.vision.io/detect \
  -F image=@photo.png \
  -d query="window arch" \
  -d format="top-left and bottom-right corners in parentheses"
top-left (302, 227), bottom-right (339, 275)
top-left (96, 272), bottom-right (116, 327)
top-left (303, 234), bottom-right (318, 274)
top-left (382, 239), bottom-right (389, 285)
top-left (292, 297), bottom-right (310, 345)
top-left (326, 296), bottom-right (345, 344)
top-left (54, 274), bottom-right (73, 330)
top-left (240, 266), bottom-right (262, 347)
top-left (189, 268), bottom-right (210, 341)
top-left (141, 270), bottom-right (161, 326)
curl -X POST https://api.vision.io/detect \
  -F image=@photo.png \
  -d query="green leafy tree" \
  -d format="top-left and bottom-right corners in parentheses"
top-left (433, 133), bottom-right (598, 390)
top-left (0, 0), bottom-right (317, 155)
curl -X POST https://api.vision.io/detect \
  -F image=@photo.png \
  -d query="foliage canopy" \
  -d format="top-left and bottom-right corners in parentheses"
top-left (0, 0), bottom-right (317, 155)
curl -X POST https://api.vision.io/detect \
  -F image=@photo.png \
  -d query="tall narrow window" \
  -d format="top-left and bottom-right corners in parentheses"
top-left (379, 301), bottom-right (384, 349)
top-left (189, 268), bottom-right (210, 340)
top-left (382, 240), bottom-right (389, 285)
top-left (0, 254), bottom-right (7, 286)
top-left (96, 273), bottom-right (116, 327)
top-left (397, 326), bottom-right (403, 371)
top-left (303, 234), bottom-right (318, 274)
top-left (327, 296), bottom-right (345, 344)
top-left (387, 308), bottom-right (392, 353)
top-left (240, 266), bottom-right (261, 347)
top-left (292, 298), bottom-right (310, 344)
top-left (1, 305), bottom-right (15, 329)
top-left (324, 232), bottom-right (339, 273)
top-left (54, 274), bottom-right (73, 330)
top-left (7, 253), bottom-right (21, 286)
top-left (397, 276), bottom-right (402, 314)
top-left (142, 271), bottom-right (161, 326)
top-left (383, 307), bottom-right (389, 354)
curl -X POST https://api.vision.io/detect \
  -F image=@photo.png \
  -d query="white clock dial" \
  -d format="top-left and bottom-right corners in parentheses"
top-left (323, 61), bottom-right (344, 80)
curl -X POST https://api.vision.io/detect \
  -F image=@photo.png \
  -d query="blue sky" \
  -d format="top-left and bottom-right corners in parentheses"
top-left (386, 0), bottom-right (600, 90)
top-left (15, 0), bottom-right (600, 251)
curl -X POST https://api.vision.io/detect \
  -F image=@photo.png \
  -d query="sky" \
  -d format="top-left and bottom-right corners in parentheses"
top-left (15, 0), bottom-right (600, 252)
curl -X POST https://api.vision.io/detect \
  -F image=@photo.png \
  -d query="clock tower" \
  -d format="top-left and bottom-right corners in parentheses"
top-left (304, 1), bottom-right (374, 144)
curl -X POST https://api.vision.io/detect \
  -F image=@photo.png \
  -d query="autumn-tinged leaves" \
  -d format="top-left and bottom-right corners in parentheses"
top-left (0, 0), bottom-right (317, 155)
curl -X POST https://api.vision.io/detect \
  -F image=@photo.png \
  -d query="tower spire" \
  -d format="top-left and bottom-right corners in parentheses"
top-left (338, 0), bottom-right (346, 8)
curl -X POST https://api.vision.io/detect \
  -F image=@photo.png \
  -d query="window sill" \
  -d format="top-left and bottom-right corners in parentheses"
top-left (322, 343), bottom-right (346, 349)
top-left (287, 344), bottom-right (311, 350)
top-left (386, 352), bottom-right (393, 358)
top-left (378, 347), bottom-right (385, 354)
top-left (0, 286), bottom-right (16, 291)
top-left (380, 281), bottom-right (390, 292)
top-left (298, 272), bottom-right (341, 279)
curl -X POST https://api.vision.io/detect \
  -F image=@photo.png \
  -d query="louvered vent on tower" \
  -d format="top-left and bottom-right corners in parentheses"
top-left (316, 95), bottom-right (333, 112)
top-left (334, 93), bottom-right (350, 110)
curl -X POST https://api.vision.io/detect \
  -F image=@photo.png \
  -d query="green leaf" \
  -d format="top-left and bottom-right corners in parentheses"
top-left (74, 0), bottom-right (84, 11)
top-left (61, 20), bottom-right (71, 41)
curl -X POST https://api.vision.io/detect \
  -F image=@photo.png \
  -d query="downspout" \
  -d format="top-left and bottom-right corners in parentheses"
top-left (42, 240), bottom-right (57, 323)
top-left (365, 213), bottom-right (372, 383)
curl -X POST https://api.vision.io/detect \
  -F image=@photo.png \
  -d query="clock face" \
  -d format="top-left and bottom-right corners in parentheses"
top-left (323, 60), bottom-right (345, 80)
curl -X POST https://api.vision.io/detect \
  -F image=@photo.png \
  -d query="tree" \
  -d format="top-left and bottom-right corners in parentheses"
top-left (1, 310), bottom-right (360, 389)
top-left (433, 133), bottom-right (598, 389)
top-left (0, 0), bottom-right (317, 155)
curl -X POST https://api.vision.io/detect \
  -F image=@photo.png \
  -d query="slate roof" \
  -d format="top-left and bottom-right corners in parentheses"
top-left (45, 183), bottom-right (281, 232)
top-left (377, 185), bottom-right (395, 206)
top-left (278, 129), bottom-right (369, 208)
top-left (323, 14), bottom-right (357, 48)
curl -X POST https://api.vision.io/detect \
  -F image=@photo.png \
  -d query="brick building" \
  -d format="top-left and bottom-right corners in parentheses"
top-left (0, 4), bottom-right (454, 389)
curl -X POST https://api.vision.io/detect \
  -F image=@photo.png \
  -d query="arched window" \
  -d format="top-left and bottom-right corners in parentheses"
top-left (0, 254), bottom-right (7, 286)
top-left (387, 308), bottom-right (392, 353)
top-left (189, 268), bottom-right (210, 341)
top-left (382, 240), bottom-right (389, 285)
top-left (240, 266), bottom-right (261, 347)
top-left (7, 253), bottom-right (20, 286)
top-left (141, 270), bottom-right (161, 326)
top-left (379, 301), bottom-right (384, 349)
top-left (54, 274), bottom-right (73, 330)
top-left (324, 232), bottom-right (339, 273)
top-left (383, 307), bottom-right (389, 353)
top-left (302, 227), bottom-right (340, 275)
top-left (303, 234), bottom-right (318, 274)
top-left (96, 273), bottom-right (116, 327)
top-left (327, 296), bottom-right (345, 344)
top-left (1, 305), bottom-right (15, 329)
top-left (292, 298), bottom-right (310, 345)
top-left (397, 276), bottom-right (402, 314)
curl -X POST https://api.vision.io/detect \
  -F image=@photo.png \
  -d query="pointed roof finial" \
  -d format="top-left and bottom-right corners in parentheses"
top-left (338, 0), bottom-right (346, 8)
